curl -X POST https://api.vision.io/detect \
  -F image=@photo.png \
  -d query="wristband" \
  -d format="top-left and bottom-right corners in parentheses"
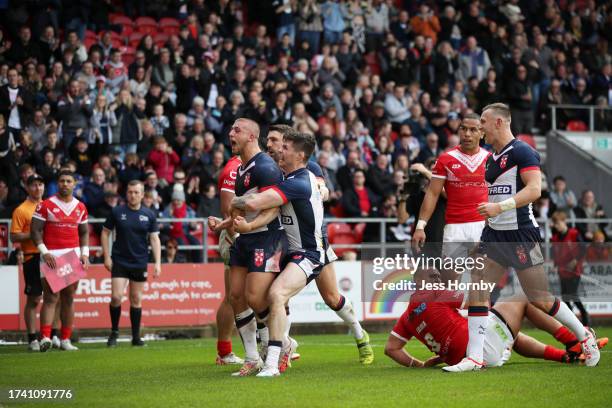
top-left (416, 220), bottom-right (427, 230)
top-left (499, 198), bottom-right (517, 213)
top-left (81, 247), bottom-right (90, 257)
top-left (37, 243), bottom-right (49, 255)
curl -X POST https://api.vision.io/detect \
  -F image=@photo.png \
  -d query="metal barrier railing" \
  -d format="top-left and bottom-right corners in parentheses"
top-left (550, 104), bottom-right (612, 132)
top-left (0, 216), bottom-right (609, 263)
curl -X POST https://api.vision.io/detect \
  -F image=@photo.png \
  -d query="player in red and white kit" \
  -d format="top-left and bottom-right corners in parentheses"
top-left (212, 155), bottom-right (244, 365)
top-left (31, 170), bottom-right (89, 352)
top-left (384, 269), bottom-right (608, 368)
top-left (412, 114), bottom-right (489, 261)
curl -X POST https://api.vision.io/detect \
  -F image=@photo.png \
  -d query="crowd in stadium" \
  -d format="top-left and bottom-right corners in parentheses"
top-left (0, 0), bottom-right (610, 260)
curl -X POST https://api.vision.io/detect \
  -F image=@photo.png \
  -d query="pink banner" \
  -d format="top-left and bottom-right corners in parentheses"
top-left (41, 251), bottom-right (87, 293)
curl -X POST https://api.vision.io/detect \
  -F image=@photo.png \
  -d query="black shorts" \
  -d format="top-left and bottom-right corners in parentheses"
top-left (281, 251), bottom-right (324, 284)
top-left (478, 226), bottom-right (544, 270)
top-left (229, 229), bottom-right (287, 272)
top-left (23, 254), bottom-right (43, 296)
top-left (112, 263), bottom-right (148, 282)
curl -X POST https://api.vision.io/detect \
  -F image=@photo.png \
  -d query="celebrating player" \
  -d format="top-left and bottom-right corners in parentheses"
top-left (102, 180), bottom-right (162, 347)
top-left (385, 269), bottom-right (608, 368)
top-left (267, 125), bottom-right (373, 364)
top-left (230, 132), bottom-right (325, 377)
top-left (412, 113), bottom-right (489, 272)
top-left (444, 103), bottom-right (600, 371)
top-left (10, 174), bottom-right (61, 351)
top-left (31, 170), bottom-right (89, 352)
top-left (212, 118), bottom-right (287, 376)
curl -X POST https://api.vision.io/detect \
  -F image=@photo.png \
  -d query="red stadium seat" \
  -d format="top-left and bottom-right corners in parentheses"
top-left (136, 17), bottom-right (158, 35)
top-left (517, 134), bottom-right (536, 149)
top-left (128, 32), bottom-right (144, 48)
top-left (566, 120), bottom-right (588, 131)
top-left (330, 234), bottom-right (358, 258)
top-left (0, 224), bottom-right (7, 262)
top-left (327, 223), bottom-right (352, 242)
top-left (85, 30), bottom-right (98, 41)
top-left (110, 14), bottom-right (134, 27)
top-left (353, 223), bottom-right (366, 242)
top-left (154, 33), bottom-right (169, 48)
top-left (159, 17), bottom-right (180, 35)
top-left (84, 37), bottom-right (98, 49)
top-left (121, 46), bottom-right (136, 65)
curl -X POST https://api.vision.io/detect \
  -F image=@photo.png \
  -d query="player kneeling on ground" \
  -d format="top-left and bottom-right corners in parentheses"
top-left (385, 268), bottom-right (608, 368)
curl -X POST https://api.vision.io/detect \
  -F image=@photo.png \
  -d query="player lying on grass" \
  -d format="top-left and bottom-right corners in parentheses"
top-left (385, 268), bottom-right (608, 368)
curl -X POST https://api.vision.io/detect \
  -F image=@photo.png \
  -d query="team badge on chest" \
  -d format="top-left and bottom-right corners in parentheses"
top-left (244, 173), bottom-right (251, 187)
top-left (500, 155), bottom-right (508, 169)
top-left (254, 248), bottom-right (264, 267)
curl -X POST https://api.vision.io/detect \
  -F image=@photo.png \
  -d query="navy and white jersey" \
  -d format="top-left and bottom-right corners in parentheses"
top-left (103, 205), bottom-right (159, 269)
top-left (485, 139), bottom-right (540, 231)
top-left (235, 152), bottom-right (284, 234)
top-left (271, 167), bottom-right (325, 261)
top-left (306, 160), bottom-right (329, 240)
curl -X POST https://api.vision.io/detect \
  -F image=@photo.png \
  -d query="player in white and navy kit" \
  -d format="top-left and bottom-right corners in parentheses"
top-left (231, 132), bottom-right (325, 377)
top-left (266, 125), bottom-right (373, 365)
top-left (444, 103), bottom-right (600, 372)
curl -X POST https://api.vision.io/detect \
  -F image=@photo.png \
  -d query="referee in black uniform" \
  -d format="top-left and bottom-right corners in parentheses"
top-left (101, 180), bottom-right (161, 347)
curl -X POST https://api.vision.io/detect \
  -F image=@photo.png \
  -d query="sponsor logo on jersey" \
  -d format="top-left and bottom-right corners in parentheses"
top-left (139, 215), bottom-right (149, 222)
top-left (451, 163), bottom-right (461, 169)
top-left (121, 213), bottom-right (127, 220)
top-left (281, 215), bottom-right (293, 225)
top-left (254, 248), bottom-right (264, 267)
top-left (488, 185), bottom-right (511, 195)
top-left (52, 208), bottom-right (60, 213)
top-left (500, 155), bottom-right (508, 169)
top-left (229, 170), bottom-right (237, 180)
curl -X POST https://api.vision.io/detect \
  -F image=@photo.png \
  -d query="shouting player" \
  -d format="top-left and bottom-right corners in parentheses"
top-left (230, 132), bottom-right (325, 377)
top-left (102, 180), bottom-right (162, 347)
top-left (31, 170), bottom-right (89, 352)
top-left (212, 118), bottom-right (287, 376)
top-left (412, 113), bottom-right (489, 275)
top-left (444, 103), bottom-right (600, 371)
top-left (267, 125), bottom-right (373, 364)
top-left (385, 268), bottom-right (608, 368)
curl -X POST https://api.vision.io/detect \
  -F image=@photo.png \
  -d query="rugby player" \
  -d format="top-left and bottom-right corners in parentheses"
top-left (31, 170), bottom-right (89, 352)
top-left (444, 103), bottom-right (600, 371)
top-left (385, 269), bottom-right (608, 368)
top-left (412, 114), bottom-right (489, 274)
top-left (213, 118), bottom-right (287, 376)
top-left (10, 174), bottom-right (61, 351)
top-left (230, 132), bottom-right (325, 377)
top-left (266, 125), bottom-right (373, 364)
top-left (102, 180), bottom-right (161, 347)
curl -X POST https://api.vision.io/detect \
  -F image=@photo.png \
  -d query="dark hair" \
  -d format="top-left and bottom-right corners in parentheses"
top-left (268, 124), bottom-right (295, 138)
top-left (58, 169), bottom-right (75, 180)
top-left (462, 113), bottom-right (480, 121)
top-left (284, 132), bottom-right (316, 163)
top-left (127, 180), bottom-right (144, 188)
top-left (553, 175), bottom-right (565, 183)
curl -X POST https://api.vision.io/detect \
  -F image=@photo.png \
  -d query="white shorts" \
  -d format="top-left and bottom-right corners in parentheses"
top-left (325, 245), bottom-right (338, 265)
top-left (219, 230), bottom-right (237, 266)
top-left (442, 221), bottom-right (485, 259)
top-left (483, 311), bottom-right (514, 367)
top-left (39, 247), bottom-right (81, 278)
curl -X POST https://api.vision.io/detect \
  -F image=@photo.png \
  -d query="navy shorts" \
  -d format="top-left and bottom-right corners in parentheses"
top-left (281, 251), bottom-right (324, 283)
top-left (23, 254), bottom-right (43, 296)
top-left (229, 229), bottom-right (287, 272)
top-left (112, 263), bottom-right (148, 282)
top-left (478, 226), bottom-right (544, 270)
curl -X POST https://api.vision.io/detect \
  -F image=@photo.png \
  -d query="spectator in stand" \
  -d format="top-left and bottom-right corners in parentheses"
top-left (417, 132), bottom-right (441, 164)
top-left (0, 68), bottom-right (34, 144)
top-left (366, 153), bottom-right (394, 198)
top-left (586, 231), bottom-right (610, 262)
top-left (56, 79), bottom-right (93, 153)
top-left (147, 136), bottom-right (180, 186)
top-left (320, 0), bottom-right (347, 46)
top-left (150, 104), bottom-right (170, 136)
top-left (410, 3), bottom-right (440, 45)
top-left (162, 186), bottom-right (201, 263)
top-left (549, 175), bottom-right (577, 218)
top-left (298, 0), bottom-right (323, 54)
top-left (113, 89), bottom-right (144, 157)
top-left (384, 84), bottom-right (411, 125)
top-left (507, 65), bottom-right (534, 135)
top-left (574, 190), bottom-right (608, 242)
top-left (457, 36), bottom-right (490, 82)
top-left (341, 169), bottom-right (379, 218)
top-left (83, 167), bottom-right (107, 211)
top-left (365, 0), bottom-right (389, 52)
top-left (551, 211), bottom-right (590, 326)
top-left (90, 94), bottom-right (117, 147)
top-left (162, 238), bottom-right (187, 264)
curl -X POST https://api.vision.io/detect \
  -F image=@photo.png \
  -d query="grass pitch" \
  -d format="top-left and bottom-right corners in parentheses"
top-left (1, 329), bottom-right (611, 407)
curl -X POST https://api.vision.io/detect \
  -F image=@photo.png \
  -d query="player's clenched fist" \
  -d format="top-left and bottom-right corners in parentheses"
top-left (477, 202), bottom-right (502, 218)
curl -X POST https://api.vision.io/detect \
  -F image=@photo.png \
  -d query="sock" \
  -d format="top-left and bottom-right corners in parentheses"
top-left (256, 309), bottom-right (270, 347)
top-left (554, 326), bottom-right (579, 348)
top-left (549, 298), bottom-right (586, 341)
top-left (110, 304), bottom-right (121, 332)
top-left (466, 306), bottom-right (489, 363)
top-left (217, 340), bottom-right (232, 357)
top-left (130, 307), bottom-right (142, 340)
top-left (41, 324), bottom-right (52, 339)
top-left (28, 333), bottom-right (37, 343)
top-left (331, 296), bottom-right (364, 340)
top-left (51, 328), bottom-right (59, 338)
top-left (544, 345), bottom-right (566, 362)
top-left (60, 326), bottom-right (72, 341)
top-left (265, 340), bottom-right (282, 369)
top-left (235, 308), bottom-right (258, 361)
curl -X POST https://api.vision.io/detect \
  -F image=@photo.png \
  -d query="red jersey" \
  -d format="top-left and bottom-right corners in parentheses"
top-left (32, 195), bottom-right (88, 250)
top-left (391, 290), bottom-right (468, 365)
top-left (218, 156), bottom-right (242, 194)
top-left (431, 146), bottom-right (489, 224)
top-left (552, 227), bottom-right (584, 278)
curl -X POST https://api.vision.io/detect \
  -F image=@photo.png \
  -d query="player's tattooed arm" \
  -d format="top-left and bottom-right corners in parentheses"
top-left (231, 189), bottom-right (284, 212)
top-left (234, 207), bottom-right (280, 233)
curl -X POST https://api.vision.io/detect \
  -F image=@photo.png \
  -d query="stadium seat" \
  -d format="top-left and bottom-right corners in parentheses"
top-left (330, 234), bottom-right (358, 258)
top-left (154, 33), bottom-right (169, 48)
top-left (84, 36), bottom-right (98, 49)
top-left (353, 223), bottom-right (366, 242)
top-left (329, 204), bottom-right (345, 218)
top-left (128, 32), bottom-right (144, 48)
top-left (0, 224), bottom-right (7, 262)
top-left (121, 46), bottom-right (136, 65)
top-left (517, 134), bottom-right (536, 149)
top-left (566, 120), bottom-right (588, 131)
top-left (85, 30), bottom-right (98, 41)
top-left (135, 17), bottom-right (158, 35)
top-left (110, 14), bottom-right (134, 27)
top-left (327, 223), bottom-right (352, 242)
top-left (159, 17), bottom-right (181, 35)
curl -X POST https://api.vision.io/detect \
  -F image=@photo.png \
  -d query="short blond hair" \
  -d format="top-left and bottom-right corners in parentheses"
top-left (482, 103), bottom-right (511, 122)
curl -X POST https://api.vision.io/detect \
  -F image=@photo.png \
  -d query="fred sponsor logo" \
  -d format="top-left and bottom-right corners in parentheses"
top-left (488, 185), bottom-right (511, 195)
